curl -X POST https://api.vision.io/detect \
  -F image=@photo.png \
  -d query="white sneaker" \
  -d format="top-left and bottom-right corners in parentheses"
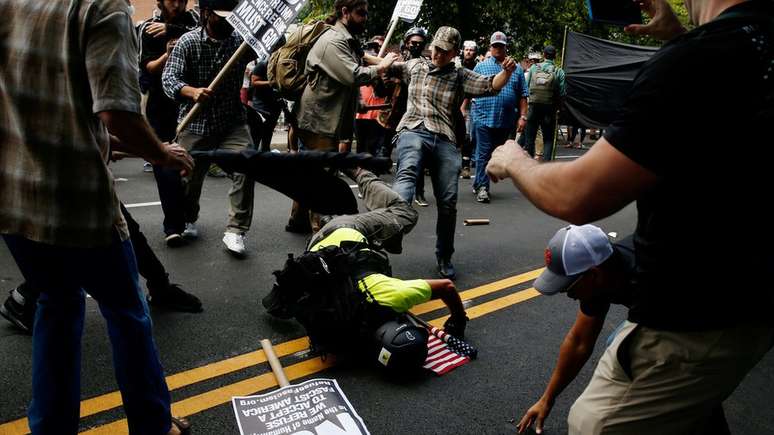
top-left (182, 222), bottom-right (198, 239)
top-left (223, 232), bottom-right (247, 256)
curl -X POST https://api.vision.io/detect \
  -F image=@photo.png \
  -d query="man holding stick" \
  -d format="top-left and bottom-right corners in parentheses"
top-left (162, 0), bottom-right (257, 256)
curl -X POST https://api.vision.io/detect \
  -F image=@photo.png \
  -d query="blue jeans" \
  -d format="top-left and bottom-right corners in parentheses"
top-left (3, 234), bottom-right (172, 435)
top-left (393, 127), bottom-right (461, 261)
top-left (473, 124), bottom-right (511, 192)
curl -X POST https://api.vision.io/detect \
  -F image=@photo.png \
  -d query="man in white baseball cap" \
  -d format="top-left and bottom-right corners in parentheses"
top-left (534, 224), bottom-right (614, 296)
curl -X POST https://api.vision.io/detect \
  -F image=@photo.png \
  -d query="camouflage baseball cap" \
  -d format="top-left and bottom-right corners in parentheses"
top-left (430, 26), bottom-right (461, 52)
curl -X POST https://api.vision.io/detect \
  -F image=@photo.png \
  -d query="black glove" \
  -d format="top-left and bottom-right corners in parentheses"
top-left (443, 315), bottom-right (468, 339)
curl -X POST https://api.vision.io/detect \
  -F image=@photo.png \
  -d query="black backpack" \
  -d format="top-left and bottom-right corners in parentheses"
top-left (262, 242), bottom-right (396, 356)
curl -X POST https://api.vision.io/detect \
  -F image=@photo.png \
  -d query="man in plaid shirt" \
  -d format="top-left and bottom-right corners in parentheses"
top-left (0, 0), bottom-right (194, 432)
top-left (162, 0), bottom-right (257, 256)
top-left (389, 26), bottom-right (517, 279)
top-left (471, 31), bottom-right (528, 204)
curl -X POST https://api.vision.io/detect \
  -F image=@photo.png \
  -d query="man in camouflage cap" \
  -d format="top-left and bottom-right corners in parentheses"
top-left (386, 26), bottom-right (517, 279)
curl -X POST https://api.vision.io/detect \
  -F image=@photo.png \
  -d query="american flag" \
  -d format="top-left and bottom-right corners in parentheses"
top-left (423, 326), bottom-right (478, 376)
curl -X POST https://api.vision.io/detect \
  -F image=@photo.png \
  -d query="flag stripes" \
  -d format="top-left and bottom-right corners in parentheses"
top-left (422, 328), bottom-right (471, 375)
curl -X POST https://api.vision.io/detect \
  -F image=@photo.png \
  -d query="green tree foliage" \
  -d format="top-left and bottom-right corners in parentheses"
top-left (298, 0), bottom-right (693, 57)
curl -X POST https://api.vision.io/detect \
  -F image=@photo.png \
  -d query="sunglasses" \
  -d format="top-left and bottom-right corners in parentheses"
top-left (352, 8), bottom-right (368, 17)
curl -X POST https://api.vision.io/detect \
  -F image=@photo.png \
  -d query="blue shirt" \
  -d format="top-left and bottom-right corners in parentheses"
top-left (471, 57), bottom-right (528, 129)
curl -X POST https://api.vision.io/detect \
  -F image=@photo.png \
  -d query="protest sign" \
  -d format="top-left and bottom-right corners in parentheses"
top-left (227, 0), bottom-right (308, 59)
top-left (232, 379), bottom-right (370, 435)
top-left (394, 0), bottom-right (423, 22)
top-left (176, 0), bottom-right (308, 135)
top-left (378, 0), bottom-right (424, 57)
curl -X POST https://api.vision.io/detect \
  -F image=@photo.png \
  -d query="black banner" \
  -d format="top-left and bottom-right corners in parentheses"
top-left (562, 31), bottom-right (658, 128)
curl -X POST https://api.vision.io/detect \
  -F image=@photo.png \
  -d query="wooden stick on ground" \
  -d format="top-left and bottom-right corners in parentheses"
top-left (260, 339), bottom-right (290, 387)
top-left (463, 218), bottom-right (490, 226)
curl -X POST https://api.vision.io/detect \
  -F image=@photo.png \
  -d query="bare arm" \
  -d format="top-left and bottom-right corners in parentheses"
top-left (427, 279), bottom-right (466, 319)
top-left (517, 96), bottom-right (528, 132)
top-left (492, 57), bottom-right (517, 91)
top-left (146, 39), bottom-right (178, 75)
top-left (486, 138), bottom-right (658, 224)
top-left (362, 53), bottom-right (382, 66)
top-left (145, 53), bottom-right (169, 75)
top-left (517, 310), bottom-right (604, 433)
top-left (98, 110), bottom-right (193, 175)
top-left (250, 74), bottom-right (273, 90)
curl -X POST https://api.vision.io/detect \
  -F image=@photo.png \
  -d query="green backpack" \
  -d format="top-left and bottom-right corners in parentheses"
top-left (267, 21), bottom-right (331, 101)
top-left (529, 63), bottom-right (559, 105)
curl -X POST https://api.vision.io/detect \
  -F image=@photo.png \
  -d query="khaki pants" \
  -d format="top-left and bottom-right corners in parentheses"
top-left (178, 124), bottom-right (255, 234)
top-left (568, 320), bottom-right (774, 435)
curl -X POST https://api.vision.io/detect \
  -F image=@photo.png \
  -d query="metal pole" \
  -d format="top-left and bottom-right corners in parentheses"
top-left (551, 25), bottom-right (569, 160)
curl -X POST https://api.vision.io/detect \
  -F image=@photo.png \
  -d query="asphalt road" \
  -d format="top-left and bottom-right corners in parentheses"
top-left (1, 146), bottom-right (772, 435)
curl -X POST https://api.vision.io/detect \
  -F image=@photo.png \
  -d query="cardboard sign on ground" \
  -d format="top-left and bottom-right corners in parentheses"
top-left (232, 378), bottom-right (370, 435)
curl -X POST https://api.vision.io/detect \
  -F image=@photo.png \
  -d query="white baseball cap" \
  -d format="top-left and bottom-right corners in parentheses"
top-left (463, 40), bottom-right (476, 49)
top-left (490, 31), bottom-right (507, 46)
top-left (534, 225), bottom-right (614, 295)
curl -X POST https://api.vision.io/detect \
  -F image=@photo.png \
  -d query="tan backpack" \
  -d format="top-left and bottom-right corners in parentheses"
top-left (267, 21), bottom-right (331, 100)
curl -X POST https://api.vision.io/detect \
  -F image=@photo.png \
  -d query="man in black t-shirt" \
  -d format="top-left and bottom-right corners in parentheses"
top-left (248, 60), bottom-right (285, 152)
top-left (139, 0), bottom-right (199, 246)
top-left (486, 0), bottom-right (774, 433)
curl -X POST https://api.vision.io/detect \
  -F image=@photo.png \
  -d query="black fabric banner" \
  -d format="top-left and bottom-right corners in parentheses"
top-left (190, 150), bottom-right (394, 216)
top-left (562, 31), bottom-right (658, 129)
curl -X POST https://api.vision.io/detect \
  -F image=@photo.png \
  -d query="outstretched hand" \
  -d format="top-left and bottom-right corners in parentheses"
top-left (624, 0), bottom-right (686, 41)
top-left (517, 398), bottom-right (553, 434)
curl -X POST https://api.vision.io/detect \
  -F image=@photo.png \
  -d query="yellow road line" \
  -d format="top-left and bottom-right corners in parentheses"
top-left (411, 268), bottom-right (542, 315)
top-left (80, 358), bottom-right (336, 435)
top-left (0, 268), bottom-right (543, 435)
top-left (80, 286), bottom-right (541, 435)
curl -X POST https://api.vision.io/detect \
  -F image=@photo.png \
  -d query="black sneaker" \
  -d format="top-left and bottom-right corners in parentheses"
top-left (0, 288), bottom-right (34, 334)
top-left (165, 233), bottom-right (186, 248)
top-left (147, 284), bottom-right (203, 313)
top-left (437, 259), bottom-right (456, 280)
top-left (285, 219), bottom-right (311, 234)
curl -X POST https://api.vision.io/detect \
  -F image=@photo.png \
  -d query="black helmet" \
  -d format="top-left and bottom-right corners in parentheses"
top-left (373, 318), bottom-right (428, 372)
top-left (403, 27), bottom-right (428, 42)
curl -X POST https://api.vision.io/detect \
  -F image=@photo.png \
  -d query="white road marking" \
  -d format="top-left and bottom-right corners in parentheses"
top-left (125, 201), bottom-right (162, 209)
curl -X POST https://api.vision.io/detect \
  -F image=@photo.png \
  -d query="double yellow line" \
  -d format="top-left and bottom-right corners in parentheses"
top-left (0, 268), bottom-right (543, 435)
